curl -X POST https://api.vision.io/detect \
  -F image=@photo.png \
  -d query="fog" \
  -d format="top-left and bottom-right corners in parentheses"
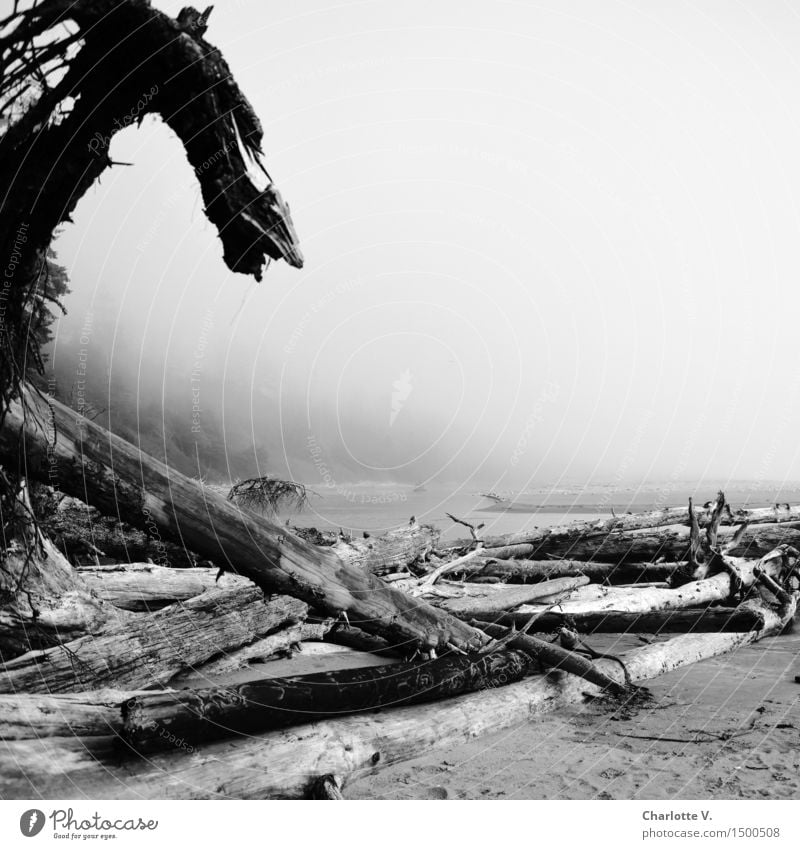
top-left (49, 0), bottom-right (800, 490)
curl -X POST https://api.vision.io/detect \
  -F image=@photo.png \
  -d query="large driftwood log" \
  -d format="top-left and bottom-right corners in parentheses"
top-left (76, 564), bottom-right (250, 612)
top-left (487, 604), bottom-right (768, 634)
top-left (121, 650), bottom-right (535, 753)
top-left (437, 576), bottom-right (588, 616)
top-left (2, 596), bottom-right (791, 798)
top-left (0, 587), bottom-right (307, 693)
top-left (33, 489), bottom-right (199, 568)
top-left (456, 502), bottom-right (800, 551)
top-left (0, 690), bottom-right (142, 740)
top-left (168, 622), bottom-right (334, 683)
top-left (333, 524), bottom-right (439, 575)
top-left (0, 390), bottom-right (486, 653)
top-left (479, 524), bottom-right (800, 564)
top-left (473, 621), bottom-right (625, 694)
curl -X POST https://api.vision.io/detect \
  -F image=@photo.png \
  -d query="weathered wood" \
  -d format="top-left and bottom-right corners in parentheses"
top-left (454, 503), bottom-right (800, 550)
top-left (0, 390), bottom-right (486, 653)
top-left (76, 564), bottom-right (250, 611)
top-left (507, 548), bottom-right (791, 619)
top-left (2, 597), bottom-right (790, 799)
top-left (0, 587), bottom-right (307, 693)
top-left (322, 625), bottom-right (400, 658)
top-left (459, 558), bottom-right (678, 584)
top-left (0, 534), bottom-right (110, 658)
top-left (478, 525), bottom-right (800, 564)
top-left (333, 523), bottom-right (439, 574)
top-left (167, 622), bottom-right (333, 683)
top-left (438, 576), bottom-right (589, 616)
top-left (473, 621), bottom-right (625, 694)
top-left (486, 604), bottom-right (768, 634)
top-left (121, 649), bottom-right (536, 753)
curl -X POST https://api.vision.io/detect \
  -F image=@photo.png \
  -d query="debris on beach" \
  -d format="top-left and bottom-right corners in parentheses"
top-left (1, 415), bottom-right (797, 798)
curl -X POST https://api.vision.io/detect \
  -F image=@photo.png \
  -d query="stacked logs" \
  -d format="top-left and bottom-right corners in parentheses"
top-left (0, 402), bottom-right (797, 798)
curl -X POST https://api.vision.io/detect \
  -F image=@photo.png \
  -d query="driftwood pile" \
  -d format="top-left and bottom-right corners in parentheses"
top-left (0, 398), bottom-right (798, 798)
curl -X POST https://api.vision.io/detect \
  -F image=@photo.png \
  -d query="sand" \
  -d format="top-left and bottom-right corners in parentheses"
top-left (344, 632), bottom-right (800, 800)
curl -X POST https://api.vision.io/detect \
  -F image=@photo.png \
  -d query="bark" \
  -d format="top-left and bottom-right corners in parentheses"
top-left (486, 604), bottom-right (768, 634)
top-left (507, 549), bottom-right (792, 619)
top-left (437, 576), bottom-right (589, 617)
top-left (321, 625), bottom-right (399, 658)
top-left (2, 597), bottom-right (790, 798)
top-left (473, 621), bottom-right (625, 694)
top-left (75, 563), bottom-right (250, 612)
top-left (120, 649), bottom-right (535, 753)
top-left (0, 586), bottom-right (307, 693)
top-left (0, 389), bottom-right (487, 653)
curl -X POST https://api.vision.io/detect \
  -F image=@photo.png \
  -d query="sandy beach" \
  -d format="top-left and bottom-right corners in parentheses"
top-left (345, 632), bottom-right (800, 800)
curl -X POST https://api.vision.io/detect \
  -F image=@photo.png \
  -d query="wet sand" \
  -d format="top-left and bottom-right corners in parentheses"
top-left (344, 632), bottom-right (800, 800)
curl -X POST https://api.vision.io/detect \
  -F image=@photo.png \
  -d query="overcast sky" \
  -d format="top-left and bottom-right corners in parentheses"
top-left (51, 0), bottom-right (800, 489)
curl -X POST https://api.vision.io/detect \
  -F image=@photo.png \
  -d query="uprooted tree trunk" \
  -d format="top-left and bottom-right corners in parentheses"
top-left (0, 389), bottom-right (487, 654)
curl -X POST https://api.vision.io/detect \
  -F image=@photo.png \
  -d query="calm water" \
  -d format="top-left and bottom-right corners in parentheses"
top-left (279, 481), bottom-right (800, 543)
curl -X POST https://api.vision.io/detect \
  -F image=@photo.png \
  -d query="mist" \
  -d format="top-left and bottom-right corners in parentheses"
top-left (47, 0), bottom-right (800, 492)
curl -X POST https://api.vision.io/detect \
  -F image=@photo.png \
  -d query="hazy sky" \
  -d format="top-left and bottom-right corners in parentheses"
top-left (51, 0), bottom-right (800, 489)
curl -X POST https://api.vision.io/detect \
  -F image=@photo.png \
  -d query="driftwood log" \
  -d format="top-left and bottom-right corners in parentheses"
top-left (168, 622), bottom-right (334, 683)
top-left (505, 547), bottom-right (793, 621)
top-left (0, 0), bottom-right (304, 409)
top-left (486, 604), bottom-right (768, 634)
top-left (476, 524), bottom-right (800, 564)
top-left (0, 532), bottom-right (111, 658)
top-left (0, 390), bottom-right (486, 654)
top-left (437, 576), bottom-right (589, 616)
top-left (461, 558), bottom-right (679, 584)
top-left (459, 502), bottom-right (800, 550)
top-left (2, 595), bottom-right (791, 798)
top-left (76, 564), bottom-right (251, 611)
top-left (0, 587), bottom-right (307, 693)
top-left (121, 649), bottom-right (535, 753)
